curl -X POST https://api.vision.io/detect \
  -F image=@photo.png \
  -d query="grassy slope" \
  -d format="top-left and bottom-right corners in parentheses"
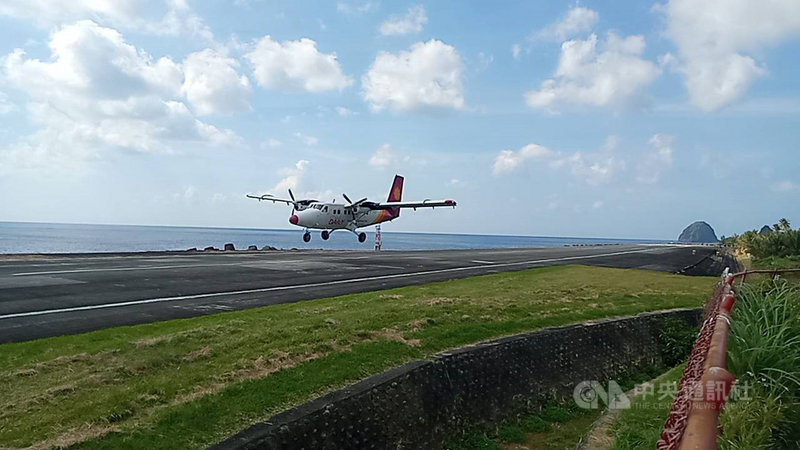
top-left (0, 265), bottom-right (714, 449)
top-left (610, 365), bottom-right (685, 449)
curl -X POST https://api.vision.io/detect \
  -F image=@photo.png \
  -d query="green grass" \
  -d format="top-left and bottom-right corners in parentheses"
top-left (720, 280), bottom-right (800, 449)
top-left (0, 265), bottom-right (714, 449)
top-left (752, 255), bottom-right (800, 270)
top-left (610, 365), bottom-right (685, 449)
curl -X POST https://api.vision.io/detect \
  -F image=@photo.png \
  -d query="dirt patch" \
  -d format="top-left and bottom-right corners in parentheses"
top-left (577, 380), bottom-right (656, 450)
top-left (379, 294), bottom-right (404, 299)
top-left (133, 335), bottom-right (173, 347)
top-left (369, 328), bottom-right (421, 347)
top-left (183, 346), bottom-right (212, 361)
top-left (24, 423), bottom-right (119, 450)
top-left (427, 297), bottom-right (459, 306)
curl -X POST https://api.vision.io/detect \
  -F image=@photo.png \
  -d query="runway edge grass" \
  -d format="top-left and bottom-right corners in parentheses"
top-left (0, 265), bottom-right (715, 449)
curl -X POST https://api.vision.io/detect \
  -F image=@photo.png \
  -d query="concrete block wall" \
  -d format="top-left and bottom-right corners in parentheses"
top-left (213, 308), bottom-right (702, 450)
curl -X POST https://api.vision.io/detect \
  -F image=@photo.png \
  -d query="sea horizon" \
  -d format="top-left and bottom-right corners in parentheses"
top-left (0, 221), bottom-right (672, 254)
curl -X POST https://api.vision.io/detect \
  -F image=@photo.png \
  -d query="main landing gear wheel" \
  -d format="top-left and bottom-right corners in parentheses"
top-left (321, 230), bottom-right (330, 240)
top-left (303, 232), bottom-right (311, 243)
top-left (357, 232), bottom-right (367, 243)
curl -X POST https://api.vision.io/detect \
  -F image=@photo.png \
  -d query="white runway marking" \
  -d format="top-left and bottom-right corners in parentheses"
top-left (470, 260), bottom-right (495, 264)
top-left (11, 263), bottom-right (244, 276)
top-left (0, 247), bottom-right (661, 320)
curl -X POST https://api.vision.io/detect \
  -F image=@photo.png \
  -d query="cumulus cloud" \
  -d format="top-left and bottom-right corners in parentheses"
top-left (362, 40), bottom-right (466, 111)
top-left (493, 142), bottom-right (625, 185)
top-left (525, 33), bottom-right (661, 111)
top-left (494, 135), bottom-right (677, 185)
top-left (336, 1), bottom-right (378, 16)
top-left (380, 5), bottom-right (427, 36)
top-left (245, 36), bottom-right (353, 92)
top-left (535, 6), bottom-right (598, 41)
top-left (0, 0), bottom-right (214, 41)
top-left (659, 0), bottom-right (800, 111)
top-left (636, 134), bottom-right (674, 184)
top-left (1, 20), bottom-right (237, 169)
top-left (492, 144), bottom-right (554, 174)
top-left (0, 92), bottom-right (13, 114)
top-left (369, 144), bottom-right (395, 168)
top-left (294, 132), bottom-right (319, 146)
top-left (182, 49), bottom-right (252, 115)
top-left (273, 159), bottom-right (310, 193)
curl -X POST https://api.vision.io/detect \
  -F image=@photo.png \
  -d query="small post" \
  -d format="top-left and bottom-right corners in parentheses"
top-left (375, 224), bottom-right (382, 251)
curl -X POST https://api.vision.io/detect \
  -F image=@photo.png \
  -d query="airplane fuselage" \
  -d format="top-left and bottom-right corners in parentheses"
top-left (289, 202), bottom-right (399, 231)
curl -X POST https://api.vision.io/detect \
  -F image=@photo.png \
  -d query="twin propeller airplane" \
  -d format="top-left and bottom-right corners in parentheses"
top-left (248, 175), bottom-right (456, 243)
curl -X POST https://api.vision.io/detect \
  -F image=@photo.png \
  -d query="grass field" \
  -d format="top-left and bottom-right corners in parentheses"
top-left (0, 265), bottom-right (715, 449)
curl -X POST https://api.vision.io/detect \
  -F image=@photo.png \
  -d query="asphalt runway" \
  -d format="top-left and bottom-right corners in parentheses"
top-left (0, 245), bottom-right (718, 343)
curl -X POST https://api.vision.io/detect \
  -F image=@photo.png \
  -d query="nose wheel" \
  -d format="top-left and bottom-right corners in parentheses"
top-left (321, 230), bottom-right (330, 240)
top-left (302, 231), bottom-right (311, 242)
top-left (357, 232), bottom-right (367, 243)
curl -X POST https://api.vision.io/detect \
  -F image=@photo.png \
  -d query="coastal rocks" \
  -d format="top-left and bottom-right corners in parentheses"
top-left (261, 245), bottom-right (278, 251)
top-left (247, 245), bottom-right (258, 251)
top-left (224, 243), bottom-right (236, 251)
top-left (204, 246), bottom-right (218, 252)
top-left (678, 221), bottom-right (719, 243)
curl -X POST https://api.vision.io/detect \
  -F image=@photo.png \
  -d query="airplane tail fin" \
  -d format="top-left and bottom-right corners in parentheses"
top-left (387, 175), bottom-right (403, 218)
top-left (387, 175), bottom-right (404, 202)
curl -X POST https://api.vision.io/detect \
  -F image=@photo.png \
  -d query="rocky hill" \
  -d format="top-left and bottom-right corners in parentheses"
top-left (678, 221), bottom-right (719, 243)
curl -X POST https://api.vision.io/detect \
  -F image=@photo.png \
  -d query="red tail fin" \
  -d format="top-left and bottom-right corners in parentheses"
top-left (387, 175), bottom-right (403, 202)
top-left (386, 175), bottom-right (403, 219)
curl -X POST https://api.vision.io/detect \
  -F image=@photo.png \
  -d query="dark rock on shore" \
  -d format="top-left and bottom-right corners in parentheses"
top-left (224, 243), bottom-right (236, 251)
top-left (678, 221), bottom-right (719, 243)
top-left (247, 245), bottom-right (258, 251)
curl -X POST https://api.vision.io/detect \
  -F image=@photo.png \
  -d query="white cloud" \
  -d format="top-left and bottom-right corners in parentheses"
top-left (336, 1), bottom-right (378, 16)
top-left (492, 144), bottom-right (554, 174)
top-left (273, 159), bottom-right (310, 193)
top-left (535, 6), bottom-right (598, 41)
top-left (636, 134), bottom-right (674, 184)
top-left (493, 140), bottom-right (624, 185)
top-left (369, 143), bottom-right (394, 168)
top-left (525, 33), bottom-right (661, 111)
top-left (772, 180), bottom-right (799, 193)
top-left (592, 200), bottom-right (604, 209)
top-left (294, 132), bottom-right (319, 146)
top-left (0, 92), bottom-right (13, 114)
top-left (362, 40), bottom-right (466, 111)
top-left (335, 106), bottom-right (355, 116)
top-left (0, 0), bottom-right (214, 41)
top-left (182, 49), bottom-right (252, 115)
top-left (245, 36), bottom-right (353, 92)
top-left (261, 138), bottom-right (282, 149)
top-left (512, 43), bottom-right (521, 60)
top-left (380, 5), bottom-right (427, 36)
top-left (1, 21), bottom-right (237, 169)
top-left (659, 0), bottom-right (800, 111)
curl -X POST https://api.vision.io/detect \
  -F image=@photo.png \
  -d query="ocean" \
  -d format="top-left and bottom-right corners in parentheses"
top-left (0, 222), bottom-right (669, 254)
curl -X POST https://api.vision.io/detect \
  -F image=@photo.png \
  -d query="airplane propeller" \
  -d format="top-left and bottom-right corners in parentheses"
top-left (343, 193), bottom-right (367, 207)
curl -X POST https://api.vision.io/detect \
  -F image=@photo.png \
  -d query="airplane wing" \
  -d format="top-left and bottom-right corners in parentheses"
top-left (246, 194), bottom-right (295, 206)
top-left (372, 199), bottom-right (456, 209)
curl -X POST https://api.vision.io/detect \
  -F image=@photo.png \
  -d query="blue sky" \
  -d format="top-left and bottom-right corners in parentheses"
top-left (0, 0), bottom-right (798, 239)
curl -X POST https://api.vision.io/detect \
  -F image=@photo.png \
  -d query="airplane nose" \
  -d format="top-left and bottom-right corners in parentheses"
top-left (289, 215), bottom-right (299, 225)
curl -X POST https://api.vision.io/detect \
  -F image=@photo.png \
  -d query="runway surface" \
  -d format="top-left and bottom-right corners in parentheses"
top-left (0, 245), bottom-right (717, 343)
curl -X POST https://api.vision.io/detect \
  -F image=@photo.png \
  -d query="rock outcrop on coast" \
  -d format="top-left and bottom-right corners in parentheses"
top-left (678, 221), bottom-right (719, 243)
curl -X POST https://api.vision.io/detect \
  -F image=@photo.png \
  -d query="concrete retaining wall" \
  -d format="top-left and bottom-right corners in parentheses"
top-left (213, 308), bottom-right (702, 450)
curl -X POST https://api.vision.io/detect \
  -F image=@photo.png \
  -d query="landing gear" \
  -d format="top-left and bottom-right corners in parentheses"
top-left (358, 232), bottom-right (367, 243)
top-left (302, 232), bottom-right (311, 242)
top-left (321, 230), bottom-right (330, 240)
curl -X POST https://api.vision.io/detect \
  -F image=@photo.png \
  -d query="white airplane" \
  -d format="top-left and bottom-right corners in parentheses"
top-left (247, 175), bottom-right (456, 243)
